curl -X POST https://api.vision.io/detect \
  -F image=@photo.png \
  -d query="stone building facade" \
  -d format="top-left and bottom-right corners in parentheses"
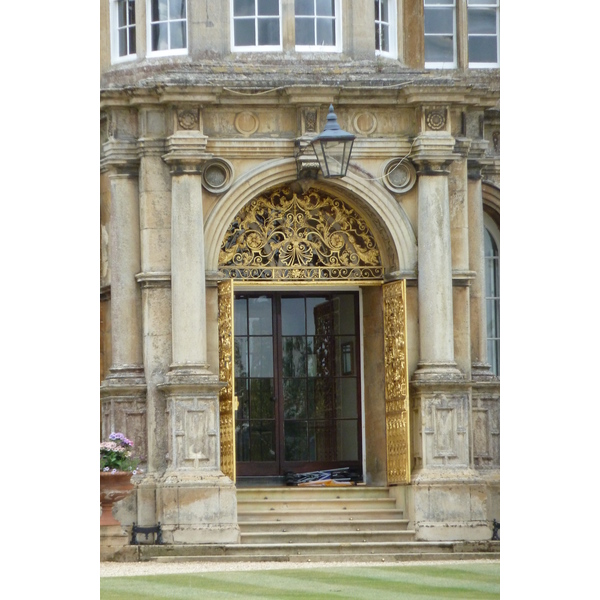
top-left (100, 0), bottom-right (500, 547)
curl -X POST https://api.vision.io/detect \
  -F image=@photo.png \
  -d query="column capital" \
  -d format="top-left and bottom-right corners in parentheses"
top-left (137, 137), bottom-right (166, 157)
top-left (162, 131), bottom-right (213, 174)
top-left (411, 134), bottom-right (457, 174)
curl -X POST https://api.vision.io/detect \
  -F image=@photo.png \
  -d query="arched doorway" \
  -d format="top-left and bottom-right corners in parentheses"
top-left (218, 186), bottom-right (381, 478)
top-left (212, 175), bottom-right (415, 486)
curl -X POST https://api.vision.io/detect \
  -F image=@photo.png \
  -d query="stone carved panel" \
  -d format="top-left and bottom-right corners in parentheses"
top-left (472, 390), bottom-right (500, 468)
top-left (353, 112), bottom-right (377, 135)
top-left (101, 396), bottom-right (147, 463)
top-left (422, 393), bottom-right (469, 468)
top-left (167, 397), bottom-right (219, 471)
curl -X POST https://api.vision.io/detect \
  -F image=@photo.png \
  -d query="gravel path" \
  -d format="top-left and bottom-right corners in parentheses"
top-left (100, 558), bottom-right (499, 578)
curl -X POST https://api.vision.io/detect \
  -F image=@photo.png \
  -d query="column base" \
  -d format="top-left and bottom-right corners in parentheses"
top-left (409, 469), bottom-right (496, 541)
top-left (157, 473), bottom-right (240, 544)
top-left (471, 361), bottom-right (498, 382)
top-left (412, 361), bottom-right (464, 383)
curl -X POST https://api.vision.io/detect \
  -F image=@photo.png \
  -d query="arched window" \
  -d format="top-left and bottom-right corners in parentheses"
top-left (484, 215), bottom-right (499, 376)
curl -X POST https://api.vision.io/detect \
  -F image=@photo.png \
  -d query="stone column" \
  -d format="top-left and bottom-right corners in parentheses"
top-left (156, 106), bottom-right (239, 545)
top-left (409, 107), bottom-right (485, 542)
top-left (100, 134), bottom-right (147, 456)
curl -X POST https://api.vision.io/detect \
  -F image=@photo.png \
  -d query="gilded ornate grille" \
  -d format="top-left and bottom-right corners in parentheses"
top-left (383, 280), bottom-right (411, 484)
top-left (218, 187), bottom-right (383, 280)
top-left (217, 279), bottom-right (236, 481)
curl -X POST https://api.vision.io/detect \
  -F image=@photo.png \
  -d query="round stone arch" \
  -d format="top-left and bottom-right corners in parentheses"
top-left (204, 158), bottom-right (417, 276)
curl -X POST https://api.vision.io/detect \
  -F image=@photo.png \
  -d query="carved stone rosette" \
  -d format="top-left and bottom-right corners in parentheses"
top-left (383, 279), bottom-right (411, 484)
top-left (217, 279), bottom-right (236, 481)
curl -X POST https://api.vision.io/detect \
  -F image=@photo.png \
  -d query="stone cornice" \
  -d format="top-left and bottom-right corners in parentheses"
top-left (135, 271), bottom-right (171, 289)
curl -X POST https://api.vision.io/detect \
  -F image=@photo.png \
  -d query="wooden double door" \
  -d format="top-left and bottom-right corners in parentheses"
top-left (233, 291), bottom-right (361, 477)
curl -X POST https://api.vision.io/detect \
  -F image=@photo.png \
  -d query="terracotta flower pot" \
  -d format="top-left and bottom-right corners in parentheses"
top-left (100, 472), bottom-right (134, 526)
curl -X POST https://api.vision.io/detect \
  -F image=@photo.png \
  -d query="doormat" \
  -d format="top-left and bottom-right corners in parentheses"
top-left (284, 467), bottom-right (361, 486)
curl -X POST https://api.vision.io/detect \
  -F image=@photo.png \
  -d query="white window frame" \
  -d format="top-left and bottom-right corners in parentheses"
top-left (374, 0), bottom-right (397, 59)
top-left (110, 0), bottom-right (137, 64)
top-left (295, 0), bottom-right (343, 53)
top-left (231, 0), bottom-right (283, 52)
top-left (424, 0), bottom-right (456, 69)
top-left (146, 0), bottom-right (188, 58)
top-left (484, 213), bottom-right (500, 377)
top-left (467, 0), bottom-right (499, 68)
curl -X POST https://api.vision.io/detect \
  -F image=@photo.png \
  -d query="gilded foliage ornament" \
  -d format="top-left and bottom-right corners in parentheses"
top-left (219, 187), bottom-right (383, 281)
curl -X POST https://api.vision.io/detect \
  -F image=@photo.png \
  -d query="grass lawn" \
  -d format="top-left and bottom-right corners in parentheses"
top-left (100, 562), bottom-right (500, 599)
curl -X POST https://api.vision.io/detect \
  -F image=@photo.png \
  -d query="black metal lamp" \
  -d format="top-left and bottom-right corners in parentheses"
top-left (310, 105), bottom-right (356, 178)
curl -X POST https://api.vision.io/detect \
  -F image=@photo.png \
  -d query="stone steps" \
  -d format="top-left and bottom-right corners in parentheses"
top-left (239, 518), bottom-right (411, 533)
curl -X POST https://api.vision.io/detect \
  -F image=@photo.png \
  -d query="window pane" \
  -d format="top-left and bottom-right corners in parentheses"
top-left (170, 21), bottom-right (186, 49)
top-left (295, 0), bottom-right (314, 16)
top-left (295, 19), bottom-right (314, 44)
top-left (381, 23), bottom-right (389, 51)
top-left (316, 18), bottom-right (335, 45)
top-left (257, 17), bottom-right (281, 45)
top-left (234, 298), bottom-right (248, 335)
top-left (128, 0), bottom-right (135, 24)
top-left (258, 0), bottom-right (280, 16)
top-left (282, 336), bottom-right (307, 377)
top-left (235, 378), bottom-right (249, 419)
top-left (250, 378), bottom-right (275, 419)
top-left (425, 35), bottom-right (454, 63)
top-left (152, 23), bottom-right (168, 50)
top-left (234, 337), bottom-right (248, 377)
top-left (425, 0), bottom-right (455, 5)
top-left (118, 0), bottom-right (127, 27)
top-left (316, 0), bottom-right (335, 17)
top-left (118, 29), bottom-right (128, 56)
top-left (250, 421), bottom-right (276, 461)
top-left (284, 378), bottom-right (307, 419)
top-left (424, 8), bottom-right (454, 34)
top-left (153, 0), bottom-right (168, 22)
top-left (375, 23), bottom-right (380, 50)
top-left (381, 0), bottom-right (388, 22)
top-left (234, 19), bottom-right (256, 45)
top-left (468, 0), bottom-right (497, 5)
top-left (285, 421), bottom-right (308, 461)
top-left (469, 36), bottom-right (497, 63)
top-left (129, 26), bottom-right (136, 54)
top-left (282, 298), bottom-right (305, 335)
top-left (468, 8), bottom-right (496, 34)
top-left (339, 420), bottom-right (358, 460)
top-left (249, 337), bottom-right (274, 377)
top-left (374, 0), bottom-right (379, 20)
top-left (169, 0), bottom-right (186, 20)
top-left (234, 0), bottom-right (256, 17)
top-left (248, 297), bottom-right (272, 335)
top-left (306, 298), bottom-right (327, 335)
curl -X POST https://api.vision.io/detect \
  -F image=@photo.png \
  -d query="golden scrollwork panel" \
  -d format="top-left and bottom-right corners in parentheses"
top-left (383, 279), bottom-right (410, 485)
top-left (218, 187), bottom-right (383, 281)
top-left (218, 279), bottom-right (236, 481)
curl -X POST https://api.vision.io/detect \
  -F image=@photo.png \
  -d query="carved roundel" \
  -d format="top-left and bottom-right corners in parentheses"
top-left (234, 111), bottom-right (259, 136)
top-left (426, 110), bottom-right (446, 131)
top-left (353, 112), bottom-right (377, 135)
top-left (382, 158), bottom-right (417, 194)
top-left (178, 109), bottom-right (198, 130)
top-left (202, 158), bottom-right (234, 194)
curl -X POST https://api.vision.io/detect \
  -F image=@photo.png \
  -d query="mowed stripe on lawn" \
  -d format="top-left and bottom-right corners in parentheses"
top-left (100, 563), bottom-right (500, 600)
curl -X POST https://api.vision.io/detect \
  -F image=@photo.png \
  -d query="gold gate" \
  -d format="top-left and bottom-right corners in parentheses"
top-left (383, 279), bottom-right (411, 484)
top-left (217, 279), bottom-right (236, 481)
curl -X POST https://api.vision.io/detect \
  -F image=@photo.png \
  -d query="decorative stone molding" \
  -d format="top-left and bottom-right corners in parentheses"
top-left (201, 158), bottom-right (234, 194)
top-left (177, 108), bottom-right (199, 131)
top-left (353, 112), bottom-right (378, 135)
top-left (381, 158), bottom-right (417, 194)
top-left (234, 111), bottom-right (259, 136)
top-left (162, 131), bottom-right (213, 174)
top-left (425, 109), bottom-right (447, 131)
top-left (453, 137), bottom-right (472, 158)
top-left (135, 271), bottom-right (171, 289)
top-left (300, 107), bottom-right (319, 135)
top-left (101, 139), bottom-right (140, 173)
